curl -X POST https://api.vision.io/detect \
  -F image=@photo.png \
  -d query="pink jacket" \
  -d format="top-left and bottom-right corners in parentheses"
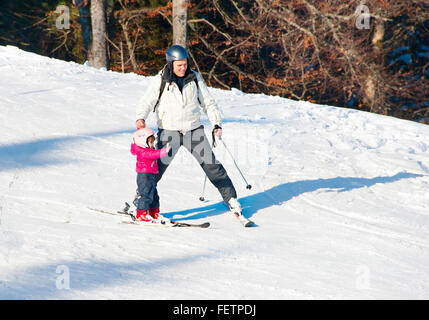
top-left (130, 143), bottom-right (167, 174)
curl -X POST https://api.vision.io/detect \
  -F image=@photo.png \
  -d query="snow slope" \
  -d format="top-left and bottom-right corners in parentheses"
top-left (1, 45), bottom-right (429, 299)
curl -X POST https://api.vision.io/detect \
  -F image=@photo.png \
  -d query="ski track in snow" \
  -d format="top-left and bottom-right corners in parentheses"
top-left (1, 45), bottom-right (429, 299)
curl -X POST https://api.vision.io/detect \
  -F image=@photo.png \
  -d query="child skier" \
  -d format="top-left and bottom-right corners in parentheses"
top-left (131, 128), bottom-right (171, 223)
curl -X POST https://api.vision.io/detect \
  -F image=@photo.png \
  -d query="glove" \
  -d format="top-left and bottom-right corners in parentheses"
top-left (211, 125), bottom-right (222, 147)
top-left (213, 125), bottom-right (222, 138)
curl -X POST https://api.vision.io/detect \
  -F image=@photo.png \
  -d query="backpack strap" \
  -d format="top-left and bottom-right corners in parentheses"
top-left (153, 77), bottom-right (167, 113)
top-left (152, 71), bottom-right (201, 113)
top-left (193, 77), bottom-right (201, 105)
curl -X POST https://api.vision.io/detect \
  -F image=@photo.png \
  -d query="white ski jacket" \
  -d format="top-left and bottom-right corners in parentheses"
top-left (136, 69), bottom-right (222, 133)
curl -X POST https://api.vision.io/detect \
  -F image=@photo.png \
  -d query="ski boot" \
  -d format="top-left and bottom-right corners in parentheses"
top-left (135, 209), bottom-right (154, 224)
top-left (149, 208), bottom-right (170, 224)
top-left (227, 197), bottom-right (243, 216)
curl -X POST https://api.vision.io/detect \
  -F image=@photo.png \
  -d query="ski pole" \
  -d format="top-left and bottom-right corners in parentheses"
top-left (200, 175), bottom-right (208, 201)
top-left (219, 137), bottom-right (252, 190)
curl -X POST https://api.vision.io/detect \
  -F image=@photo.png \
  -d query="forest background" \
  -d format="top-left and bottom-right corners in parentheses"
top-left (0, 0), bottom-right (428, 123)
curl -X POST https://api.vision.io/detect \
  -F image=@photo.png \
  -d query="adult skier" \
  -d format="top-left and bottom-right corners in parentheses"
top-left (134, 44), bottom-right (245, 218)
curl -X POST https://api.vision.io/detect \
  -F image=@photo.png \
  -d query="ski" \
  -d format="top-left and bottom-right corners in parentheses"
top-left (232, 211), bottom-right (255, 227)
top-left (123, 220), bottom-right (210, 228)
top-left (87, 207), bottom-right (210, 228)
top-left (88, 207), bottom-right (136, 220)
top-left (223, 202), bottom-right (255, 227)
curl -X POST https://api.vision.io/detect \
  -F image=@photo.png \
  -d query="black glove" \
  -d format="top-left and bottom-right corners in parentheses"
top-left (212, 125), bottom-right (222, 147)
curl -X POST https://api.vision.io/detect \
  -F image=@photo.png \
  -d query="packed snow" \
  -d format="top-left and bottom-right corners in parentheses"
top-left (1, 45), bottom-right (429, 299)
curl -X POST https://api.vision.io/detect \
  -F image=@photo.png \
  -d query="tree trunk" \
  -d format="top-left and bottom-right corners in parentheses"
top-left (372, 21), bottom-right (385, 64)
top-left (365, 21), bottom-right (385, 114)
top-left (89, 0), bottom-right (108, 69)
top-left (120, 20), bottom-right (139, 71)
top-left (173, 0), bottom-right (188, 48)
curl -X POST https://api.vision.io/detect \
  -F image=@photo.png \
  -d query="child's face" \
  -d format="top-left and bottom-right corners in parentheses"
top-left (147, 136), bottom-right (155, 149)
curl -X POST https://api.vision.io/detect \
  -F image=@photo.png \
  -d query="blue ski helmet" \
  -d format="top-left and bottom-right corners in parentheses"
top-left (166, 45), bottom-right (189, 62)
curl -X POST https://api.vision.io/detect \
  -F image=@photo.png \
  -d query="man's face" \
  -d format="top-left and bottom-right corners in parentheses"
top-left (173, 59), bottom-right (188, 77)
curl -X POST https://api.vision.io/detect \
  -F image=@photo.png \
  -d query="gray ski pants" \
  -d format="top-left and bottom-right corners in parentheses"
top-left (155, 125), bottom-right (237, 203)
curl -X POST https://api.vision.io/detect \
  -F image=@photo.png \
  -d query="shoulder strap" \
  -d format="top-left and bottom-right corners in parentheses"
top-left (153, 77), bottom-right (167, 113)
top-left (153, 71), bottom-right (201, 113)
top-left (193, 73), bottom-right (201, 105)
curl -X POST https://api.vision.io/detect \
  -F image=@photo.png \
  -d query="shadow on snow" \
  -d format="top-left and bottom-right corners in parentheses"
top-left (0, 129), bottom-right (134, 171)
top-left (0, 252), bottom-right (216, 299)
top-left (164, 172), bottom-right (424, 221)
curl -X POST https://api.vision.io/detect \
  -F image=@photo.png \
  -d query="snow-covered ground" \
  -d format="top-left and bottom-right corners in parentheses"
top-left (1, 45), bottom-right (429, 299)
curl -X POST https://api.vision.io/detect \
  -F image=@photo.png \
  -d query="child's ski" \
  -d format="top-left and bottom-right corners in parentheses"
top-left (122, 220), bottom-right (210, 228)
top-left (87, 207), bottom-right (210, 228)
top-left (88, 207), bottom-right (136, 220)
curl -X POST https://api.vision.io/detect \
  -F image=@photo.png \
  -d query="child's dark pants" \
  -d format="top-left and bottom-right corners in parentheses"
top-left (136, 173), bottom-right (159, 210)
